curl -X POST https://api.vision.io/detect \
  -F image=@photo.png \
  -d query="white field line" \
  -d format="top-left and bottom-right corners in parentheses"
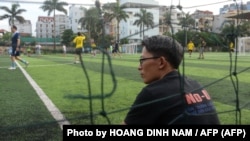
top-left (15, 61), bottom-right (70, 130)
top-left (0, 62), bottom-right (74, 69)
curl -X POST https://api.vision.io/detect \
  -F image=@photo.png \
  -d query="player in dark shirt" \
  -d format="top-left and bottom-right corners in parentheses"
top-left (9, 25), bottom-right (29, 70)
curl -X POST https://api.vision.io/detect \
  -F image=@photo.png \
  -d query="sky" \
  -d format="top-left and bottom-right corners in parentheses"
top-left (0, 0), bottom-right (246, 35)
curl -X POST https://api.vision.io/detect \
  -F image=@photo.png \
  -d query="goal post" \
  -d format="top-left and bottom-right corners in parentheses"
top-left (237, 37), bottom-right (250, 55)
top-left (121, 43), bottom-right (139, 54)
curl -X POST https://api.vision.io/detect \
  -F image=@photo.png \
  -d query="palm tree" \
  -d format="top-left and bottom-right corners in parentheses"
top-left (0, 3), bottom-right (26, 26)
top-left (178, 12), bottom-right (195, 30)
top-left (40, 0), bottom-right (68, 52)
top-left (78, 7), bottom-right (101, 42)
top-left (133, 8), bottom-right (154, 40)
top-left (103, 0), bottom-right (129, 43)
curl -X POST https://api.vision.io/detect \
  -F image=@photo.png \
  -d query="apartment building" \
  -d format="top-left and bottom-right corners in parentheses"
top-left (55, 14), bottom-right (70, 38)
top-left (14, 20), bottom-right (32, 37)
top-left (119, 0), bottom-right (159, 43)
top-left (68, 4), bottom-right (87, 33)
top-left (191, 10), bottom-right (214, 32)
top-left (36, 15), bottom-right (69, 38)
top-left (36, 16), bottom-right (54, 38)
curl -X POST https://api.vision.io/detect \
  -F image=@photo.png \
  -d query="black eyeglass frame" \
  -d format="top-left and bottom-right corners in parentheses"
top-left (139, 56), bottom-right (160, 66)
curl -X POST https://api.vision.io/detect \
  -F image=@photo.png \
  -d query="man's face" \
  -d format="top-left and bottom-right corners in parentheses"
top-left (138, 47), bottom-right (161, 84)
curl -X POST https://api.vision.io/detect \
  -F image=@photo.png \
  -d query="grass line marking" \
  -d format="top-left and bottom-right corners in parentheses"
top-left (15, 61), bottom-right (70, 129)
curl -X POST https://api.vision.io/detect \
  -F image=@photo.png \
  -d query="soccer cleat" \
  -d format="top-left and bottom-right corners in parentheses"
top-left (8, 67), bottom-right (16, 70)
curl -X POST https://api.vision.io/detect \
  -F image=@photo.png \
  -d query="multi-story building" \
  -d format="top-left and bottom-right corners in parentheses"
top-left (119, 0), bottom-right (159, 43)
top-left (213, 10), bottom-right (238, 34)
top-left (36, 15), bottom-right (69, 38)
top-left (159, 6), bottom-right (183, 35)
top-left (36, 16), bottom-right (54, 38)
top-left (159, 6), bottom-right (170, 35)
top-left (191, 10), bottom-right (213, 32)
top-left (55, 14), bottom-right (70, 38)
top-left (68, 4), bottom-right (87, 34)
top-left (220, 1), bottom-right (250, 14)
top-left (14, 20), bottom-right (32, 37)
top-left (102, 3), bottom-right (117, 38)
top-left (214, 1), bottom-right (250, 34)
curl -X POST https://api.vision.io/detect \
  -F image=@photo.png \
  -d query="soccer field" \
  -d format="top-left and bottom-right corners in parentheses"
top-left (0, 52), bottom-right (250, 140)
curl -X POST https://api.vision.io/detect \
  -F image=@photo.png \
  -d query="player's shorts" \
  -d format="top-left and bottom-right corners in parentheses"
top-left (75, 48), bottom-right (82, 55)
top-left (11, 47), bottom-right (20, 56)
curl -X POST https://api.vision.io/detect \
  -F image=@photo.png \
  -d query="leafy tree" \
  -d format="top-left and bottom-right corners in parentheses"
top-left (120, 38), bottom-right (128, 44)
top-left (175, 29), bottom-right (226, 52)
top-left (133, 8), bottom-right (154, 40)
top-left (0, 3), bottom-right (26, 26)
top-left (221, 21), bottom-right (250, 41)
top-left (178, 12), bottom-right (195, 30)
top-left (240, 21), bottom-right (250, 35)
top-left (96, 34), bottom-right (114, 50)
top-left (61, 29), bottom-right (74, 47)
top-left (0, 32), bottom-right (12, 45)
top-left (40, 0), bottom-right (68, 52)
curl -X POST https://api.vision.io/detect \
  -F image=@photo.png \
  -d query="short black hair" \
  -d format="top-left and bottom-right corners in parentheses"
top-left (141, 35), bottom-right (184, 69)
top-left (12, 25), bottom-right (17, 30)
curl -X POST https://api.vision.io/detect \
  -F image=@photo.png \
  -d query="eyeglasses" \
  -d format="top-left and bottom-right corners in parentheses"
top-left (139, 56), bottom-right (160, 66)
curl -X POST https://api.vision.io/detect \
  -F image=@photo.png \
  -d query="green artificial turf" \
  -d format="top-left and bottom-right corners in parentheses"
top-left (0, 51), bottom-right (249, 140)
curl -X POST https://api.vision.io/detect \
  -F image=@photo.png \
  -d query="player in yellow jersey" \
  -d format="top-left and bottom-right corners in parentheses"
top-left (187, 40), bottom-right (195, 57)
top-left (229, 41), bottom-right (234, 52)
top-left (73, 32), bottom-right (86, 63)
top-left (90, 38), bottom-right (97, 57)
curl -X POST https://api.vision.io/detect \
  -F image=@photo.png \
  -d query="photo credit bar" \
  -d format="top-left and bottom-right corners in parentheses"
top-left (63, 125), bottom-right (250, 140)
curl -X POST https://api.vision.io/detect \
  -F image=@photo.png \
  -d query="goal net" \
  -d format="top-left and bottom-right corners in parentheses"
top-left (121, 43), bottom-right (139, 54)
top-left (237, 37), bottom-right (250, 55)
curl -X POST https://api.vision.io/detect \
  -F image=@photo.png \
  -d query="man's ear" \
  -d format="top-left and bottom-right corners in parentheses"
top-left (159, 56), bottom-right (167, 69)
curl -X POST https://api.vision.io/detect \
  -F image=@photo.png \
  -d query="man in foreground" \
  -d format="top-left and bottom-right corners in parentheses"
top-left (123, 35), bottom-right (220, 125)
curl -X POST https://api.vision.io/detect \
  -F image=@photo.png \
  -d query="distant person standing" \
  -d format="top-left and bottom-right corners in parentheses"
top-left (62, 44), bottom-right (67, 56)
top-left (229, 41), bottom-right (234, 53)
top-left (35, 44), bottom-right (41, 56)
top-left (72, 32), bottom-right (86, 63)
top-left (90, 38), bottom-right (97, 57)
top-left (198, 38), bottom-right (206, 59)
top-left (112, 42), bottom-right (122, 58)
top-left (27, 45), bottom-right (31, 57)
top-left (187, 40), bottom-right (195, 57)
top-left (109, 44), bottom-right (113, 56)
top-left (8, 25), bottom-right (29, 70)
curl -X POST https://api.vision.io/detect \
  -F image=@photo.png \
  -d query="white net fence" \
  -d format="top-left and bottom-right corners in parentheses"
top-left (237, 37), bottom-right (250, 55)
top-left (121, 43), bottom-right (140, 54)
